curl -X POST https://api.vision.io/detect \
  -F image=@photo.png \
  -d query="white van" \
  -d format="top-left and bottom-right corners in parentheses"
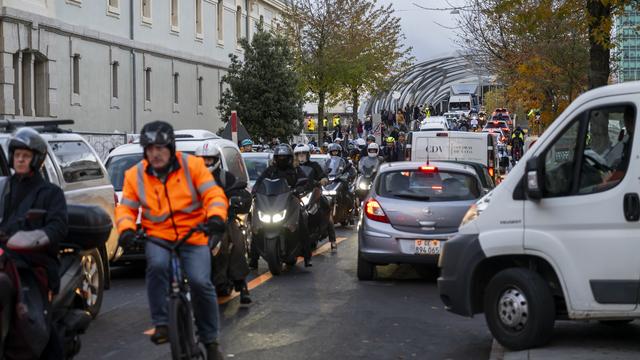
top-left (407, 131), bottom-right (498, 181)
top-left (438, 81), bottom-right (640, 351)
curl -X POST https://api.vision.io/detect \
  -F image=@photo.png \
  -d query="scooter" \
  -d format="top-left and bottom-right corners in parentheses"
top-left (251, 178), bottom-right (306, 275)
top-left (323, 156), bottom-right (357, 227)
top-left (497, 143), bottom-right (510, 174)
top-left (356, 157), bottom-right (380, 202)
top-left (0, 204), bottom-right (112, 359)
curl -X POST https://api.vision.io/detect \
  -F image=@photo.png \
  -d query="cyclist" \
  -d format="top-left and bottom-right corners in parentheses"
top-left (0, 128), bottom-right (68, 359)
top-left (195, 142), bottom-right (252, 305)
top-left (116, 121), bottom-right (228, 360)
top-left (511, 126), bottom-right (525, 162)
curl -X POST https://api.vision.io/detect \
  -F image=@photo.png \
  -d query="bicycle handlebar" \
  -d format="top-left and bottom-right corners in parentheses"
top-left (135, 223), bottom-right (209, 251)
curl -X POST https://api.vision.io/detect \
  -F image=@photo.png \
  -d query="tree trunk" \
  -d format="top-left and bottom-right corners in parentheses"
top-left (351, 87), bottom-right (359, 137)
top-left (318, 90), bottom-right (326, 142)
top-left (587, 0), bottom-right (612, 89)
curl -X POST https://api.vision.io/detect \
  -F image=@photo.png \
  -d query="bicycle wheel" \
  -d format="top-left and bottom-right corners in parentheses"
top-left (168, 294), bottom-right (201, 360)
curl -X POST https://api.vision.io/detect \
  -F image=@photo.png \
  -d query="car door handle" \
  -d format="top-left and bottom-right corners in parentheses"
top-left (623, 193), bottom-right (640, 222)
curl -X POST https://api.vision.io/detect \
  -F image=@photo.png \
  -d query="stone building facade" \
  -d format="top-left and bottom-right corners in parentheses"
top-left (0, 0), bottom-right (286, 133)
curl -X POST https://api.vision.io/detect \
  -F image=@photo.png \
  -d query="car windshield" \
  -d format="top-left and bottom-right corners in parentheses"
top-left (244, 156), bottom-right (270, 181)
top-left (377, 169), bottom-right (480, 202)
top-left (105, 154), bottom-right (143, 191)
top-left (255, 177), bottom-right (290, 195)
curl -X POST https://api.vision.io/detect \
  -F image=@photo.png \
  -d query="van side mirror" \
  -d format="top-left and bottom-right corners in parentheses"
top-left (525, 157), bottom-right (544, 200)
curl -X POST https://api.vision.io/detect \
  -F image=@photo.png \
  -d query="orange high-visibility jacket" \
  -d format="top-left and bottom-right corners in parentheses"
top-left (116, 152), bottom-right (228, 246)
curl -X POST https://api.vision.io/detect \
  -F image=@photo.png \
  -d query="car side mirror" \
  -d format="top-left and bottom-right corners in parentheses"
top-left (525, 156), bottom-right (544, 200)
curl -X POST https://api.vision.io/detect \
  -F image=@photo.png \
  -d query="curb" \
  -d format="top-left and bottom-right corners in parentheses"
top-left (489, 340), bottom-right (529, 360)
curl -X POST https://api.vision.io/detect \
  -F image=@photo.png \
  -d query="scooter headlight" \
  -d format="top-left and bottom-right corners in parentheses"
top-left (271, 210), bottom-right (287, 223)
top-left (358, 181), bottom-right (370, 190)
top-left (258, 211), bottom-right (272, 223)
top-left (301, 193), bottom-right (312, 206)
top-left (322, 189), bottom-right (337, 196)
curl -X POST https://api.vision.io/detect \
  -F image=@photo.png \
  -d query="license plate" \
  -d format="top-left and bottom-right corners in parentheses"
top-left (415, 239), bottom-right (441, 255)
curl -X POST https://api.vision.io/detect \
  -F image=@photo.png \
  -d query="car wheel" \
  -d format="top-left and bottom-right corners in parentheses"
top-left (80, 248), bottom-right (105, 319)
top-left (484, 268), bottom-right (555, 351)
top-left (357, 252), bottom-right (376, 281)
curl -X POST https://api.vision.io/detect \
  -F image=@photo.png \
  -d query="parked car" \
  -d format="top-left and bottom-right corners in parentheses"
top-left (438, 82), bottom-right (640, 351)
top-left (0, 120), bottom-right (119, 318)
top-left (104, 131), bottom-right (248, 261)
top-left (357, 161), bottom-right (484, 281)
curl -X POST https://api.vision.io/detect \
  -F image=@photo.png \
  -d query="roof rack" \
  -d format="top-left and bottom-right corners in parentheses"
top-left (0, 119), bottom-right (75, 133)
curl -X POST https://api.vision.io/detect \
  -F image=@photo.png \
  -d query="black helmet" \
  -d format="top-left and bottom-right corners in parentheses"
top-left (366, 135), bottom-right (376, 143)
top-left (273, 144), bottom-right (293, 170)
top-left (140, 121), bottom-right (175, 155)
top-left (9, 127), bottom-right (47, 172)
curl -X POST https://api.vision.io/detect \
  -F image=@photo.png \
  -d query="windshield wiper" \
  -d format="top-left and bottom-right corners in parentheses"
top-left (393, 193), bottom-right (431, 200)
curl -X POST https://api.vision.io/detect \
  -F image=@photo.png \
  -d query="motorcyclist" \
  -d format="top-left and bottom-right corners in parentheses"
top-left (195, 142), bottom-right (252, 305)
top-left (252, 144), bottom-right (313, 267)
top-left (116, 121), bottom-right (227, 360)
top-left (294, 145), bottom-right (337, 251)
top-left (360, 135), bottom-right (376, 159)
top-left (0, 128), bottom-right (68, 359)
top-left (240, 139), bottom-right (254, 153)
top-left (359, 143), bottom-right (383, 172)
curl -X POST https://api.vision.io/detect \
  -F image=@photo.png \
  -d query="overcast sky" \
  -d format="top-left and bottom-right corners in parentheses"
top-left (378, 0), bottom-right (464, 62)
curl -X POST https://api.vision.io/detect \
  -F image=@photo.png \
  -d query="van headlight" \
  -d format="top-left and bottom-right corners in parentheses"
top-left (301, 193), bottom-right (312, 206)
top-left (258, 210), bottom-right (287, 224)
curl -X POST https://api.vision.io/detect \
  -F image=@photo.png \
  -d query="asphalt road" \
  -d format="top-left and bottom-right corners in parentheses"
top-left (77, 227), bottom-right (492, 360)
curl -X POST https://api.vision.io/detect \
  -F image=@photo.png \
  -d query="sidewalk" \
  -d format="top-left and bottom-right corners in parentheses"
top-left (489, 321), bottom-right (640, 360)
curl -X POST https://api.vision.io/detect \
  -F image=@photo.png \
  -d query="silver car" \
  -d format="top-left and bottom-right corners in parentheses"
top-left (357, 161), bottom-right (484, 280)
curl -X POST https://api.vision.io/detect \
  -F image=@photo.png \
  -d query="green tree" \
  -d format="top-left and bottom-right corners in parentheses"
top-left (335, 0), bottom-right (413, 123)
top-left (218, 24), bottom-right (304, 141)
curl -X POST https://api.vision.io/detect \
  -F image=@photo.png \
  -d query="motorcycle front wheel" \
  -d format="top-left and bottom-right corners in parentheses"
top-left (265, 238), bottom-right (283, 276)
top-left (169, 294), bottom-right (202, 360)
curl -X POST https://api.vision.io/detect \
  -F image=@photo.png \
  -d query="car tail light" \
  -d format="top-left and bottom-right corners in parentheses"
top-left (365, 198), bottom-right (389, 223)
top-left (113, 193), bottom-right (119, 206)
top-left (488, 167), bottom-right (495, 178)
top-left (419, 165), bottom-right (438, 173)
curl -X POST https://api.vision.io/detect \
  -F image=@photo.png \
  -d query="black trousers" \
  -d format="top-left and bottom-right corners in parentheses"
top-left (0, 272), bottom-right (13, 358)
top-left (212, 221), bottom-right (250, 290)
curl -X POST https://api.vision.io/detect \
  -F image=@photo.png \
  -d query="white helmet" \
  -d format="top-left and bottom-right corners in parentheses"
top-left (195, 141), bottom-right (221, 171)
top-left (356, 138), bottom-right (366, 147)
top-left (294, 144), bottom-right (310, 154)
top-left (367, 142), bottom-right (379, 157)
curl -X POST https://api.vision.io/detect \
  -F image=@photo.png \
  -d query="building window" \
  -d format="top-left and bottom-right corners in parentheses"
top-left (111, 61), bottom-right (119, 99)
top-left (171, 0), bottom-right (179, 31)
top-left (173, 73), bottom-right (179, 104)
top-left (108, 0), bottom-right (120, 14)
top-left (142, 0), bottom-right (152, 24)
top-left (236, 6), bottom-right (242, 43)
top-left (217, 0), bottom-right (224, 43)
top-left (13, 51), bottom-right (49, 117)
top-left (259, 15), bottom-right (264, 26)
top-left (198, 77), bottom-right (203, 106)
top-left (145, 67), bottom-right (151, 102)
top-left (72, 54), bottom-right (80, 95)
top-left (66, 0), bottom-right (82, 6)
top-left (196, 0), bottom-right (203, 38)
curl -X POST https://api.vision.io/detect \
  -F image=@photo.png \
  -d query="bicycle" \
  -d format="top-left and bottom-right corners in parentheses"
top-left (136, 224), bottom-right (218, 360)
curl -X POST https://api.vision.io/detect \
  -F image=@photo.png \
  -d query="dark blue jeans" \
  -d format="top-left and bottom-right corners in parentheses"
top-left (145, 241), bottom-right (220, 344)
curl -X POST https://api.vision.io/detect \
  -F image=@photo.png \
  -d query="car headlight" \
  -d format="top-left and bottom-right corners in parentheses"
top-left (271, 210), bottom-right (287, 223)
top-left (460, 191), bottom-right (492, 227)
top-left (301, 193), bottom-right (312, 206)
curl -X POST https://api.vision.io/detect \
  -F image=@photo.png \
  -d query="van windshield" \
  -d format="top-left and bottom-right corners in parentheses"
top-left (105, 154), bottom-right (143, 191)
top-left (377, 170), bottom-right (480, 202)
top-left (449, 102), bottom-right (471, 111)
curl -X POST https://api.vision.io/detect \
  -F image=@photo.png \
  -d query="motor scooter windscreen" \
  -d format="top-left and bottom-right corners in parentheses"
top-left (326, 156), bottom-right (346, 178)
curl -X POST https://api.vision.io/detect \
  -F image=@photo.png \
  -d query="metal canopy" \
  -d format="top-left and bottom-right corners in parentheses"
top-left (365, 55), bottom-right (493, 114)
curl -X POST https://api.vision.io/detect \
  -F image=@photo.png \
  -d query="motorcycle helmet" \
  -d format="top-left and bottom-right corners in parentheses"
top-left (140, 121), bottom-right (176, 156)
top-left (273, 144), bottom-right (293, 170)
top-left (356, 138), bottom-right (366, 149)
top-left (386, 136), bottom-right (395, 144)
top-left (294, 144), bottom-right (310, 164)
top-left (367, 143), bottom-right (379, 157)
top-left (366, 135), bottom-right (376, 144)
top-left (328, 143), bottom-right (342, 157)
top-left (8, 127), bottom-right (47, 172)
top-left (241, 138), bottom-right (254, 147)
top-left (195, 141), bottom-right (222, 172)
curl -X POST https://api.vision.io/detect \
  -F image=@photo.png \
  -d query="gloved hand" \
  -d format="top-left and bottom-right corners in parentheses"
top-left (207, 216), bottom-right (226, 235)
top-left (118, 229), bottom-right (136, 248)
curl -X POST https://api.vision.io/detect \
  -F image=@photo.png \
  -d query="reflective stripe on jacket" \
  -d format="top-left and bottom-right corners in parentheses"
top-left (116, 151), bottom-right (228, 246)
